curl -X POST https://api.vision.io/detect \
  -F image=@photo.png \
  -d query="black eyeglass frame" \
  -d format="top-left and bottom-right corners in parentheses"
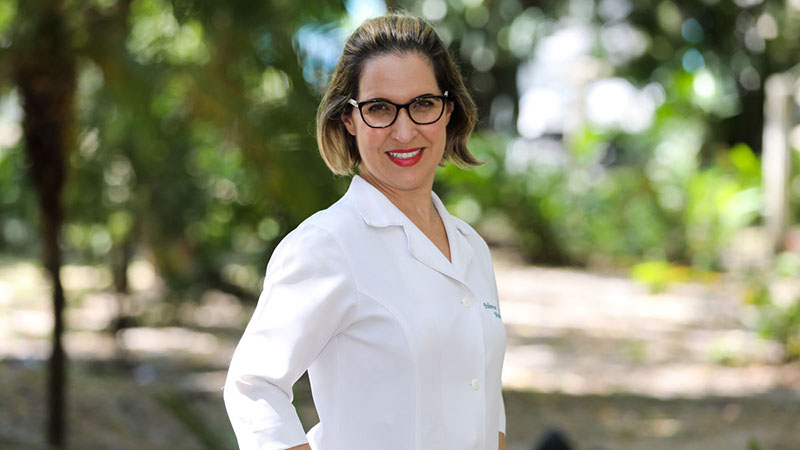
top-left (347, 91), bottom-right (449, 129)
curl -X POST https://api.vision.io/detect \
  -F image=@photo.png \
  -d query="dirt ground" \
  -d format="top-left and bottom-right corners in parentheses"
top-left (1, 251), bottom-right (799, 449)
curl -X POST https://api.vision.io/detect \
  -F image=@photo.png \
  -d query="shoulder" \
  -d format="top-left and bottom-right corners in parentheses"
top-left (267, 222), bottom-right (343, 273)
top-left (300, 193), bottom-right (365, 234)
top-left (267, 197), bottom-right (364, 270)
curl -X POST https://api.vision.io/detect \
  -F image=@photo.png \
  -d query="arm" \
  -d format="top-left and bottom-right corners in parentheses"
top-left (224, 225), bottom-right (357, 450)
top-left (498, 389), bottom-right (506, 450)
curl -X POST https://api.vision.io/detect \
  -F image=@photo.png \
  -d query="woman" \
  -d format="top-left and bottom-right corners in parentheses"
top-left (224, 14), bottom-right (506, 450)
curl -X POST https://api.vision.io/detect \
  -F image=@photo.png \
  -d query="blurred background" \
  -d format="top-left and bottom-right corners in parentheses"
top-left (1, 0), bottom-right (800, 448)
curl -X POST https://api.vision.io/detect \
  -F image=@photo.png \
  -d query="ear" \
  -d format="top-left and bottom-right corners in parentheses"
top-left (341, 109), bottom-right (357, 136)
top-left (443, 100), bottom-right (455, 125)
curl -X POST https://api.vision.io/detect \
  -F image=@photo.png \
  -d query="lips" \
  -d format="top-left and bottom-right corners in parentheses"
top-left (386, 148), bottom-right (424, 167)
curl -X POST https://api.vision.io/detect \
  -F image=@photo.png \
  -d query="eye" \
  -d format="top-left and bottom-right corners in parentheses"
top-left (365, 102), bottom-right (393, 114)
top-left (412, 99), bottom-right (435, 109)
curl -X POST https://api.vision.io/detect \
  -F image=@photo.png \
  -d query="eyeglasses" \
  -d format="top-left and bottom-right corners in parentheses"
top-left (347, 91), bottom-right (449, 128)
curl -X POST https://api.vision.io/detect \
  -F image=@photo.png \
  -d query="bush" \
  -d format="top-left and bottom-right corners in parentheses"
top-left (438, 132), bottom-right (763, 270)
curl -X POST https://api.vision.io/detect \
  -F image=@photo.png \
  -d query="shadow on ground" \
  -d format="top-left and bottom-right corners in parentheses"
top-left (1, 357), bottom-right (798, 450)
top-left (3, 255), bottom-right (800, 449)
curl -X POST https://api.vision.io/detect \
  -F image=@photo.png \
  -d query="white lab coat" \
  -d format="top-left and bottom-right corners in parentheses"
top-left (224, 175), bottom-right (506, 450)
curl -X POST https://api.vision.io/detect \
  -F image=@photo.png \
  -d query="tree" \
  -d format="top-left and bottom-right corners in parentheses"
top-left (6, 0), bottom-right (75, 446)
top-left (1, 0), bottom-right (350, 445)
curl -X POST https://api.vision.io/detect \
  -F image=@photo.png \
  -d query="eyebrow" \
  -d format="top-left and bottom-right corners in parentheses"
top-left (360, 93), bottom-right (440, 103)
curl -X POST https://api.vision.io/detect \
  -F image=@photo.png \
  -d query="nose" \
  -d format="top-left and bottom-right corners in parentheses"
top-left (390, 108), bottom-right (417, 144)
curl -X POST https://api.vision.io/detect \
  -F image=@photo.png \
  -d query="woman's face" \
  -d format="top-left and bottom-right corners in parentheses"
top-left (342, 52), bottom-right (452, 195)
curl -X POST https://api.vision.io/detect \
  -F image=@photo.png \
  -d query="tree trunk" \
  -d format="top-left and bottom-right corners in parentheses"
top-left (762, 73), bottom-right (794, 256)
top-left (13, 0), bottom-right (75, 447)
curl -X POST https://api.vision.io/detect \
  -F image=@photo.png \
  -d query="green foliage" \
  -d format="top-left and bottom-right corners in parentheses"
top-left (439, 132), bottom-right (763, 269)
top-left (631, 261), bottom-right (692, 294)
top-left (683, 145), bottom-right (763, 269)
top-left (743, 252), bottom-right (800, 361)
top-left (0, 139), bottom-right (38, 253)
top-left (2, 0), bottom-right (351, 300)
top-left (428, 0), bottom-right (788, 270)
top-left (630, 260), bottom-right (718, 294)
top-left (2, 0), bottom-right (799, 302)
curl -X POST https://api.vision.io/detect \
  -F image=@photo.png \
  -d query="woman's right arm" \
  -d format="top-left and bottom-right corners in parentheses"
top-left (224, 225), bottom-right (358, 450)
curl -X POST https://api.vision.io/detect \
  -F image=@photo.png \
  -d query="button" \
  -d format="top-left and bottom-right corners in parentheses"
top-left (461, 297), bottom-right (473, 308)
top-left (471, 379), bottom-right (480, 390)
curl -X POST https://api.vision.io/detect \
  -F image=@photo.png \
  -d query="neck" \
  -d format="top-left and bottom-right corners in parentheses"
top-left (358, 172), bottom-right (438, 227)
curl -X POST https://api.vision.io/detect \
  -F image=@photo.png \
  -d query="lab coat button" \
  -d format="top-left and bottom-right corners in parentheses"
top-left (471, 379), bottom-right (480, 390)
top-left (461, 297), bottom-right (473, 308)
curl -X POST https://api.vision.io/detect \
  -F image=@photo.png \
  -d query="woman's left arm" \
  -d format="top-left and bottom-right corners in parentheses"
top-left (498, 389), bottom-right (506, 450)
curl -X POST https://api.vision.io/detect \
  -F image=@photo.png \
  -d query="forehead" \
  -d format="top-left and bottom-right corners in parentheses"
top-left (357, 52), bottom-right (440, 101)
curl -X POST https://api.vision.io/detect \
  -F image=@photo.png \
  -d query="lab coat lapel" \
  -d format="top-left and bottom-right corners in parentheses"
top-left (432, 192), bottom-right (474, 282)
top-left (347, 176), bottom-right (475, 284)
top-left (347, 176), bottom-right (406, 228)
top-left (403, 225), bottom-right (461, 282)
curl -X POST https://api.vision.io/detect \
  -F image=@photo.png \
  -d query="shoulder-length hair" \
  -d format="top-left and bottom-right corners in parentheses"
top-left (316, 14), bottom-right (480, 175)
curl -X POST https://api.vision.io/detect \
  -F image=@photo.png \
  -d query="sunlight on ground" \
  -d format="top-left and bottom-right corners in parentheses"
top-left (1, 259), bottom-right (243, 369)
top-left (178, 290), bottom-right (247, 328)
top-left (61, 264), bottom-right (112, 291)
top-left (180, 369), bottom-right (228, 392)
top-left (3, 255), bottom-right (800, 450)
top-left (119, 327), bottom-right (219, 356)
top-left (66, 292), bottom-right (117, 331)
top-left (0, 280), bottom-right (12, 304)
top-left (491, 249), bottom-right (800, 400)
top-left (3, 254), bottom-right (799, 403)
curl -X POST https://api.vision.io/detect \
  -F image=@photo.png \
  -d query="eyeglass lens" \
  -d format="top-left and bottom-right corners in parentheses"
top-left (361, 97), bottom-right (444, 127)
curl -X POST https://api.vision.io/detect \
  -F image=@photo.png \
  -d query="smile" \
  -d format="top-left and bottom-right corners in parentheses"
top-left (387, 149), bottom-right (422, 159)
top-left (385, 148), bottom-right (424, 167)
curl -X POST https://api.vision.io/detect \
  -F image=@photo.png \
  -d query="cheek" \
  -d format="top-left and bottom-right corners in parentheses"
top-left (355, 128), bottom-right (386, 155)
top-left (431, 124), bottom-right (449, 146)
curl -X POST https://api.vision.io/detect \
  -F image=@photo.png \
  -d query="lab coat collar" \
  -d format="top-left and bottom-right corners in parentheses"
top-left (347, 175), bottom-right (475, 283)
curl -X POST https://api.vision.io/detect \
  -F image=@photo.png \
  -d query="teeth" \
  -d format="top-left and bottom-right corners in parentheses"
top-left (387, 149), bottom-right (422, 159)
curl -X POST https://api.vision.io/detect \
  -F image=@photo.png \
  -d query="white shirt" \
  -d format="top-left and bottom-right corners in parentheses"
top-left (224, 175), bottom-right (507, 450)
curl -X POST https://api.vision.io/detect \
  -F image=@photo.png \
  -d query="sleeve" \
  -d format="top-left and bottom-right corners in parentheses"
top-left (223, 224), bottom-right (358, 450)
top-left (487, 245), bottom-right (506, 434)
top-left (498, 392), bottom-right (506, 433)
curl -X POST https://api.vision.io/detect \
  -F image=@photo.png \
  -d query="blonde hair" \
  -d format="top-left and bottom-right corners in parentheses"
top-left (316, 14), bottom-right (480, 175)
